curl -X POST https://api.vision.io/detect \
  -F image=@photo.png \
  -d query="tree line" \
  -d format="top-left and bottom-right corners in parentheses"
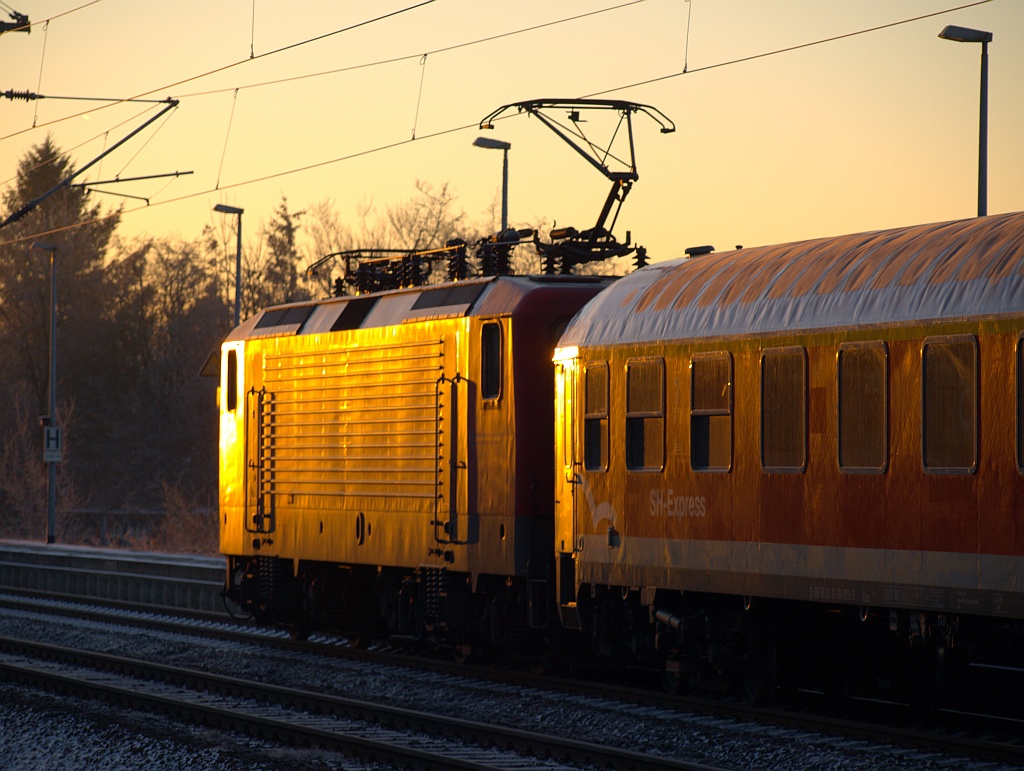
top-left (0, 137), bottom-right (490, 549)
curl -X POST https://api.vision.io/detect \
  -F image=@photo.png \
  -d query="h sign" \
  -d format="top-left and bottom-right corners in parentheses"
top-left (43, 425), bottom-right (62, 463)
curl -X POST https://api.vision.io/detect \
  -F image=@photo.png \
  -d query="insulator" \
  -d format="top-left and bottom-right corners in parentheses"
top-left (493, 244), bottom-right (511, 276)
top-left (479, 245), bottom-right (495, 277)
top-left (409, 255), bottom-right (425, 287)
top-left (447, 248), bottom-right (468, 281)
top-left (634, 245), bottom-right (648, 269)
top-left (2, 89), bottom-right (36, 102)
top-left (542, 249), bottom-right (558, 276)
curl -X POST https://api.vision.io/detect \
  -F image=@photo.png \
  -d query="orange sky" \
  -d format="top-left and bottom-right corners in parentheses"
top-left (0, 0), bottom-right (1020, 264)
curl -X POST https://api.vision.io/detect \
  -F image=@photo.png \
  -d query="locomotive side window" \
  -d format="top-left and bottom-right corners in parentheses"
top-left (922, 336), bottom-right (977, 474)
top-left (838, 342), bottom-right (888, 473)
top-left (626, 358), bottom-right (665, 471)
top-left (225, 349), bottom-right (238, 412)
top-left (691, 352), bottom-right (732, 471)
top-left (584, 362), bottom-right (609, 471)
top-left (761, 347), bottom-right (806, 472)
top-left (481, 322), bottom-right (502, 400)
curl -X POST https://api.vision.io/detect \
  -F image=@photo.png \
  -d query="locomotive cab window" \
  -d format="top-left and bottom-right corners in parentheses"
top-left (838, 342), bottom-right (888, 473)
top-left (584, 362), bottom-right (609, 471)
top-left (923, 335), bottom-right (977, 474)
top-left (481, 322), bottom-right (502, 400)
top-left (225, 349), bottom-right (238, 412)
top-left (626, 357), bottom-right (664, 471)
top-left (691, 352), bottom-right (732, 471)
top-left (761, 347), bottom-right (807, 472)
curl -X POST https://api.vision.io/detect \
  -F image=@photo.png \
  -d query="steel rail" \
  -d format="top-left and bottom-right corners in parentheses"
top-left (4, 593), bottom-right (1024, 767)
top-left (0, 635), bottom-right (714, 771)
top-left (4, 545), bottom-right (1024, 767)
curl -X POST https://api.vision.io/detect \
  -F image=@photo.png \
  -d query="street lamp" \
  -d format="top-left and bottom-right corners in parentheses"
top-left (939, 24), bottom-right (993, 217)
top-left (473, 136), bottom-right (511, 232)
top-left (214, 203), bottom-right (244, 327)
top-left (32, 241), bottom-right (58, 545)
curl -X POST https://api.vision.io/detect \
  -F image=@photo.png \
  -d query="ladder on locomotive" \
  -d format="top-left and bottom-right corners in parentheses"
top-left (246, 386), bottom-right (276, 534)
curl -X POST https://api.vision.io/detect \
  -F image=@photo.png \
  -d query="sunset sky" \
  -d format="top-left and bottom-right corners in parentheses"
top-left (0, 0), bottom-right (1020, 264)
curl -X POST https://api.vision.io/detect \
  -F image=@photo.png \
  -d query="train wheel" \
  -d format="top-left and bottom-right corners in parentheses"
top-left (661, 659), bottom-right (690, 695)
top-left (452, 644), bottom-right (473, 664)
top-left (737, 633), bottom-right (778, 706)
top-left (908, 638), bottom-right (947, 710)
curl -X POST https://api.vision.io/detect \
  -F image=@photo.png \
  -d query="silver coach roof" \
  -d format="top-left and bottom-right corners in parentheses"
top-left (559, 212), bottom-right (1024, 348)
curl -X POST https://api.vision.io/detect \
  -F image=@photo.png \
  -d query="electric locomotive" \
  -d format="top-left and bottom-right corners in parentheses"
top-left (553, 212), bottom-right (1024, 702)
top-left (218, 257), bottom-right (611, 651)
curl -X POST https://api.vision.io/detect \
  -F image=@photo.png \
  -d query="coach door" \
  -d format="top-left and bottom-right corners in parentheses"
top-left (554, 351), bottom-right (580, 553)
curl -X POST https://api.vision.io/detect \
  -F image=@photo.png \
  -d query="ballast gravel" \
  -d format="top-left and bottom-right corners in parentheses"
top-left (0, 607), bottom-right (1014, 771)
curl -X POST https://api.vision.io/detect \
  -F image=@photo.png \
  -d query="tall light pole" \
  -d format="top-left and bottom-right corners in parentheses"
top-left (32, 242), bottom-right (58, 545)
top-left (473, 137), bottom-right (511, 232)
top-left (939, 24), bottom-right (993, 217)
top-left (214, 203), bottom-right (244, 326)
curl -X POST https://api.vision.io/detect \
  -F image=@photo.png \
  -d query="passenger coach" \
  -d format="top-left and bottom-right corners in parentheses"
top-left (553, 213), bottom-right (1024, 701)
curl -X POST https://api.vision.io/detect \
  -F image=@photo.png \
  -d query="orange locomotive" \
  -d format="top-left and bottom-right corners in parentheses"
top-left (219, 273), bottom-right (610, 650)
top-left (553, 212), bottom-right (1024, 701)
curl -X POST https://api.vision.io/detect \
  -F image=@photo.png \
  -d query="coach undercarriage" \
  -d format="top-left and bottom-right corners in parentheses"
top-left (568, 582), bottom-right (990, 706)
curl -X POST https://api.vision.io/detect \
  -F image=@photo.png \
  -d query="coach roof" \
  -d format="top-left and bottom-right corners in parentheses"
top-left (560, 212), bottom-right (1024, 348)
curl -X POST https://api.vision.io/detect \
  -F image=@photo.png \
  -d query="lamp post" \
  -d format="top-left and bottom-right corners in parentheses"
top-left (214, 203), bottom-right (244, 326)
top-left (473, 136), bottom-right (511, 232)
top-left (939, 24), bottom-right (993, 217)
top-left (32, 242), bottom-right (58, 545)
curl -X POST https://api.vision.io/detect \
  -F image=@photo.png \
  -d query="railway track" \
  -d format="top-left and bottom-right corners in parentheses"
top-left (3, 541), bottom-right (1023, 769)
top-left (0, 634), bottom-right (710, 771)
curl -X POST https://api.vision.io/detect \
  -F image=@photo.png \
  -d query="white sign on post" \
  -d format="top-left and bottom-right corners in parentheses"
top-left (42, 426), bottom-right (62, 463)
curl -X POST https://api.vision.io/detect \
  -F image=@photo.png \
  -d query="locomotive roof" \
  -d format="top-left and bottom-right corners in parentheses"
top-left (225, 274), bottom-right (611, 342)
top-left (559, 212), bottom-right (1024, 348)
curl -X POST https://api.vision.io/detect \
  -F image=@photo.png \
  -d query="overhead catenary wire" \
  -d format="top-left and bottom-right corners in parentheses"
top-left (0, 0), bottom-right (438, 143)
top-left (172, 0), bottom-right (650, 100)
top-left (0, 0), bottom-right (998, 247)
top-left (31, 20), bottom-right (48, 127)
top-left (9, 0), bottom-right (102, 32)
top-left (411, 54), bottom-right (428, 140)
top-left (585, 0), bottom-right (993, 97)
top-left (682, 0), bottom-right (693, 74)
top-left (250, 0), bottom-right (257, 59)
top-left (111, 104), bottom-right (179, 180)
top-left (216, 89), bottom-right (240, 190)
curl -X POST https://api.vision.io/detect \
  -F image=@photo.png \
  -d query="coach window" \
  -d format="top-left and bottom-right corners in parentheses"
top-left (923, 336), bottom-right (978, 474)
top-left (838, 342), bottom-right (888, 473)
top-left (1018, 336), bottom-right (1024, 473)
top-left (225, 349), bottom-right (238, 412)
top-left (691, 352), bottom-right (732, 471)
top-left (584, 362), bottom-right (609, 471)
top-left (626, 357), bottom-right (665, 471)
top-left (481, 322), bottom-right (502, 400)
top-left (761, 347), bottom-right (807, 472)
